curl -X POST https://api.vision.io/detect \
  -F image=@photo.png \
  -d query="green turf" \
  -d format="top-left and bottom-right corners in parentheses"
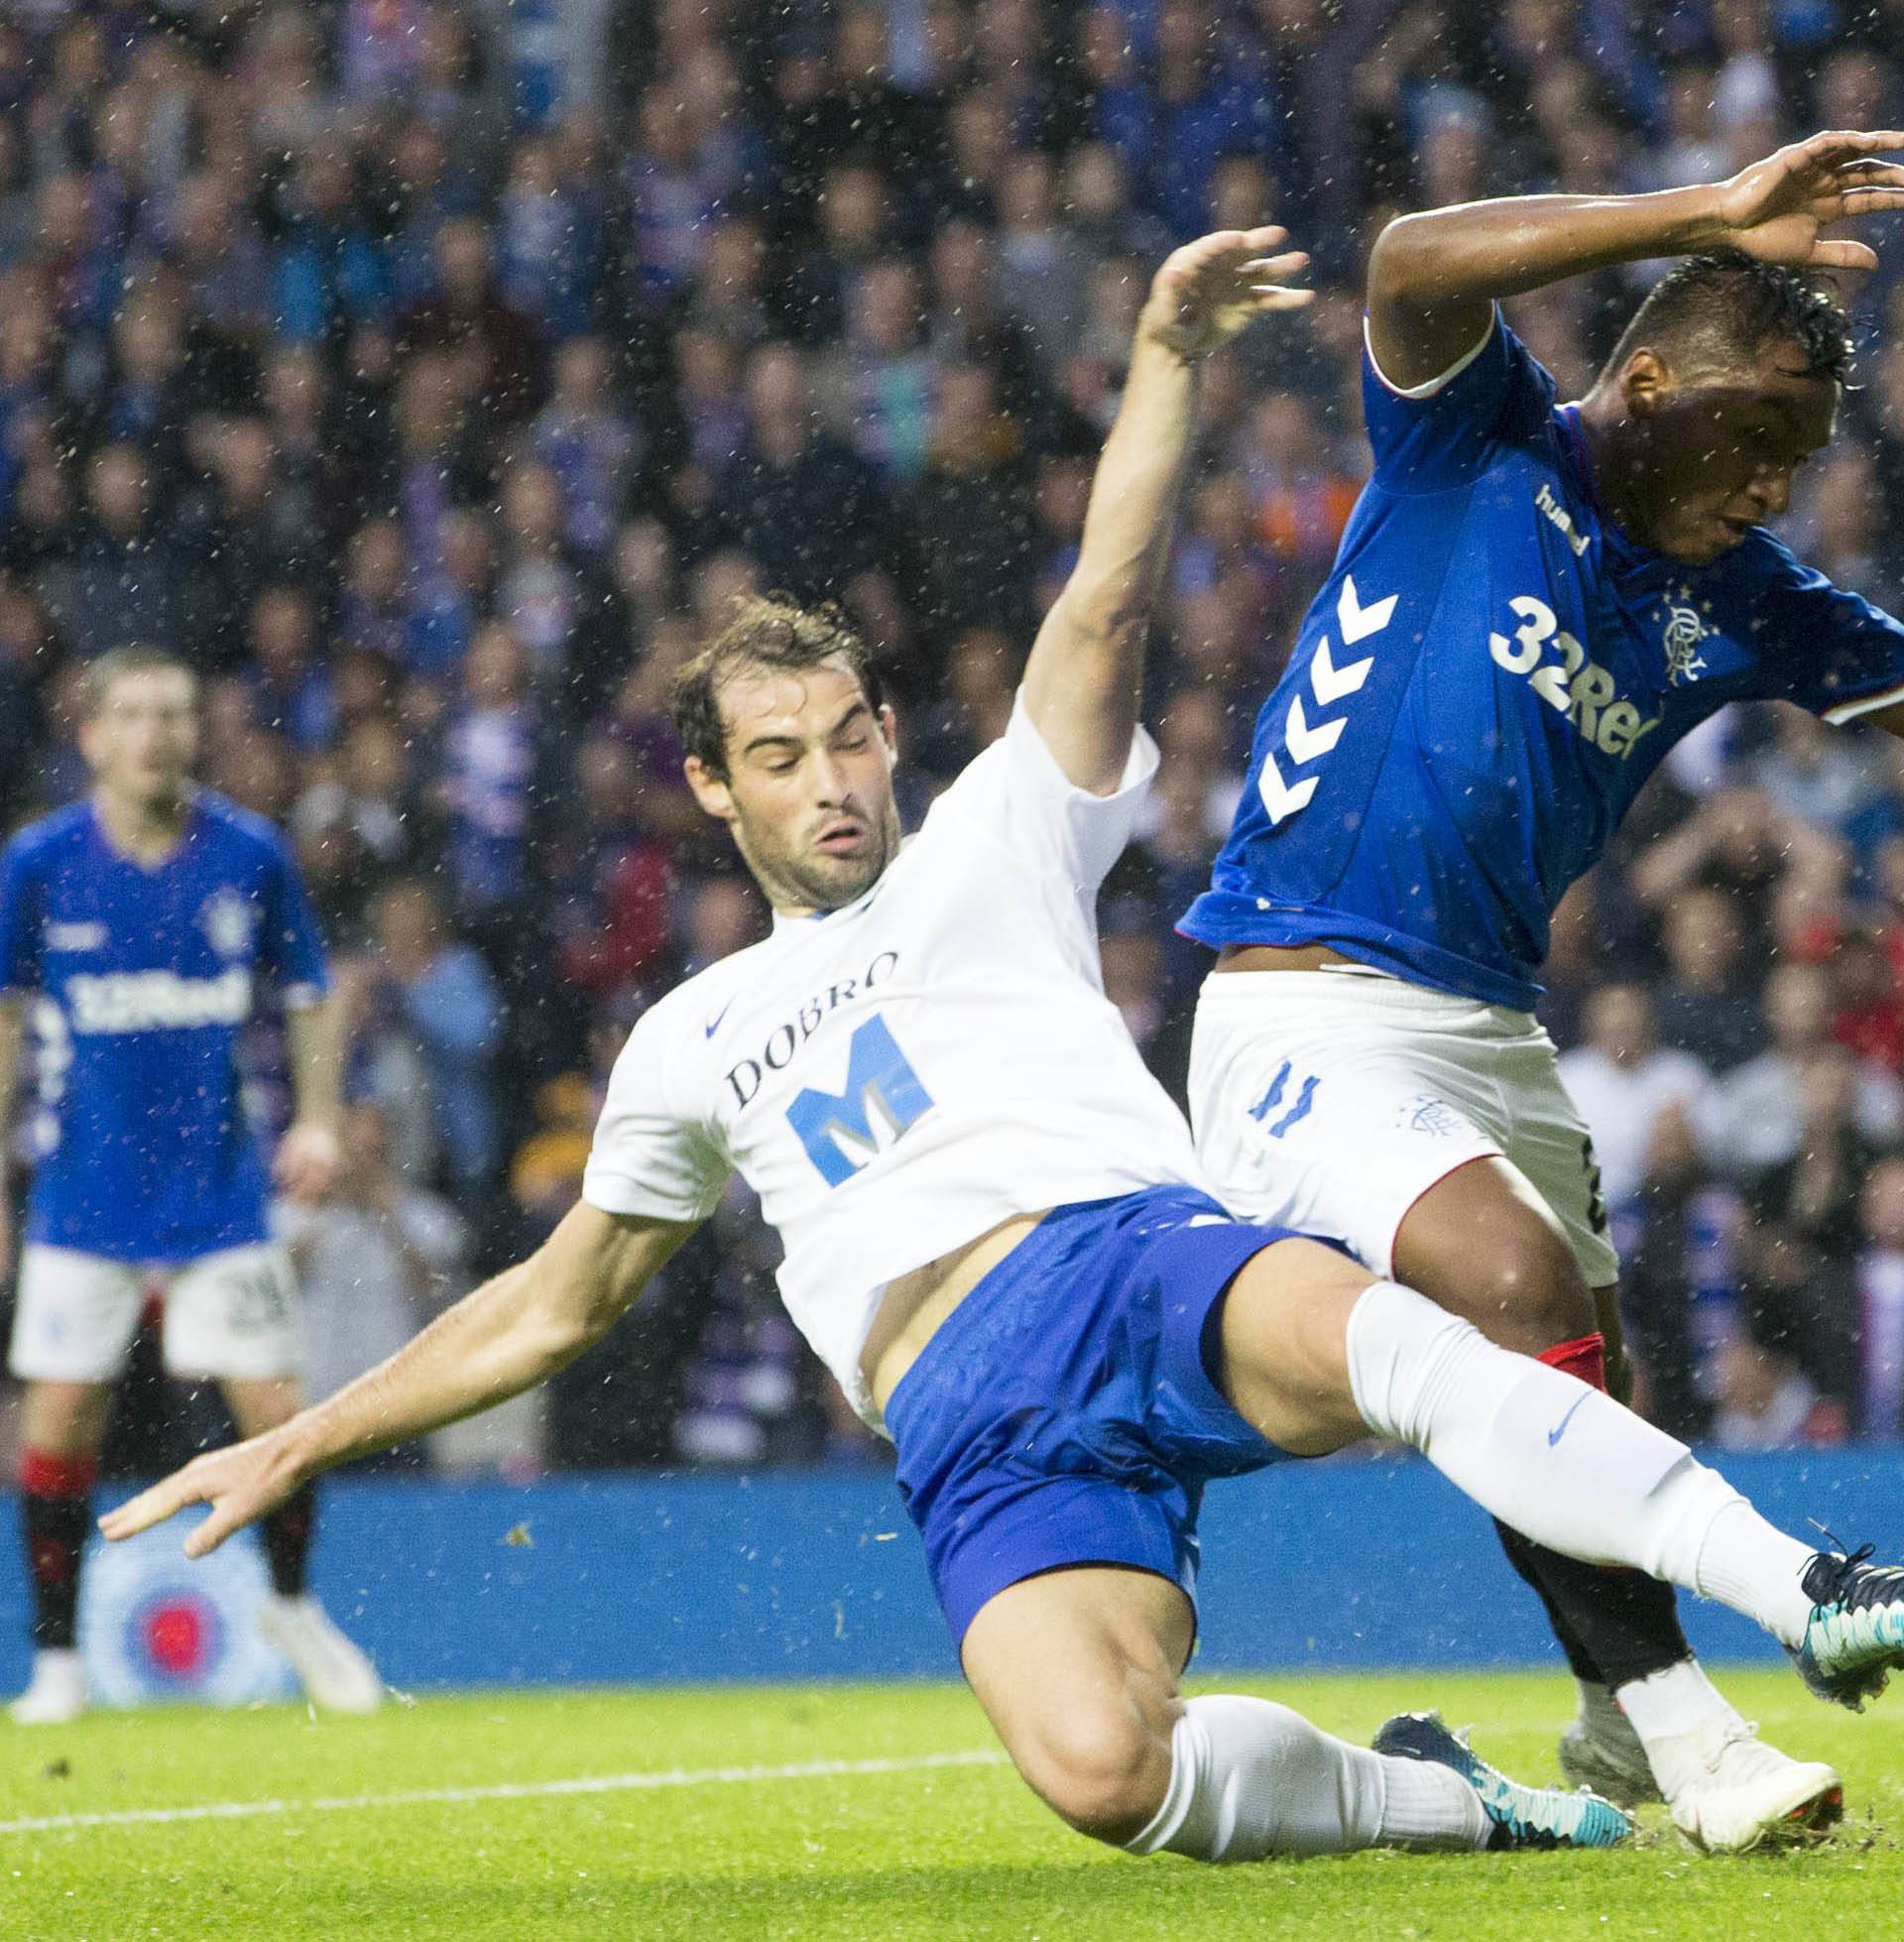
top-left (1, 1668), bottom-right (1900, 1940)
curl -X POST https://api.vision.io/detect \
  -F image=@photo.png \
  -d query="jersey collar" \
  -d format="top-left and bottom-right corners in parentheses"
top-left (769, 867), bottom-right (891, 935)
top-left (86, 790), bottom-right (203, 874)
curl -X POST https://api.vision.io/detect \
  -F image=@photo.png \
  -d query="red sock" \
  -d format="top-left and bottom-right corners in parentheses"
top-left (19, 1448), bottom-right (100, 1651)
top-left (1539, 1331), bottom-right (1607, 1393)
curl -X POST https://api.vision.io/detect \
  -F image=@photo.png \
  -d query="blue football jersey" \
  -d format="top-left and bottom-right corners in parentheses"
top-left (0, 791), bottom-right (330, 1262)
top-left (1181, 314), bottom-right (1904, 1010)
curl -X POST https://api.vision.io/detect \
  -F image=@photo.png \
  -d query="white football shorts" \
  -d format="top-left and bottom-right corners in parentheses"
top-left (1189, 968), bottom-right (1619, 1287)
top-left (9, 1242), bottom-right (304, 1383)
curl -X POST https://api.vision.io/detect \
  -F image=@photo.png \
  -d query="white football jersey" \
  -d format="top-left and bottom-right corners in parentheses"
top-left (582, 695), bottom-right (1207, 1427)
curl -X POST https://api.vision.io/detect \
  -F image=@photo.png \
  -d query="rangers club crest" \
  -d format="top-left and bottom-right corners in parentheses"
top-left (1660, 603), bottom-right (1711, 686)
top-left (199, 888), bottom-right (256, 958)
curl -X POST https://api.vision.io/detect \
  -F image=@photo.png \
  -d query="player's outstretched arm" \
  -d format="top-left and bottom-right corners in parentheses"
top-left (1369, 128), bottom-right (1904, 388)
top-left (1021, 227), bottom-right (1310, 793)
top-left (100, 1201), bottom-right (696, 1556)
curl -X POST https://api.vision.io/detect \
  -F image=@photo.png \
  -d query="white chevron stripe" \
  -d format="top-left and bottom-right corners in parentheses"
top-left (1257, 750), bottom-right (1318, 825)
top-left (1337, 573), bottom-right (1397, 644)
top-left (1309, 634), bottom-right (1372, 706)
top-left (1284, 692), bottom-right (1345, 765)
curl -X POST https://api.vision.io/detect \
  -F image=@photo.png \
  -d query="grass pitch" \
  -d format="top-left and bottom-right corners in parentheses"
top-left (1, 1669), bottom-right (1900, 1940)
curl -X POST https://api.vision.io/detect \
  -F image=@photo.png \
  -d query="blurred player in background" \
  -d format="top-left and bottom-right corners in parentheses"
top-left (0, 646), bottom-right (381, 1723)
top-left (106, 236), bottom-right (1904, 1867)
top-left (1183, 128), bottom-right (1904, 1850)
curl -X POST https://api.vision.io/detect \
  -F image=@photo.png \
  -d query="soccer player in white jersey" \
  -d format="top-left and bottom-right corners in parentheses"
top-left (105, 232), bottom-right (1904, 1864)
top-left (0, 648), bottom-right (382, 1722)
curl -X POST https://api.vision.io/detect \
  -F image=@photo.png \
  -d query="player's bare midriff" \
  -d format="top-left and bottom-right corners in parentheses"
top-left (1215, 943), bottom-right (1354, 973)
top-left (862, 1211), bottom-right (1047, 1415)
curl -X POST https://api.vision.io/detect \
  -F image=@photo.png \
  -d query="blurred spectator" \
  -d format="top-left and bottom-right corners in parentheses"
top-left (1734, 1045), bottom-right (1873, 1439)
top-left (1710, 1337), bottom-right (1820, 1451)
top-left (908, 361), bottom-right (1037, 646)
top-left (1652, 887), bottom-right (1764, 1075)
top-left (440, 620), bottom-right (538, 915)
top-left (359, 877), bottom-right (505, 1196)
top-left (1856, 1157), bottom-right (1904, 1439)
top-left (1558, 982), bottom-right (1711, 1438)
top-left (38, 441), bottom-right (187, 657)
top-left (707, 343), bottom-right (893, 605)
top-left (280, 1100), bottom-right (469, 1413)
top-left (1559, 982), bottom-right (1710, 1221)
top-left (530, 335), bottom-right (640, 557)
top-left (1702, 962), bottom-right (1904, 1178)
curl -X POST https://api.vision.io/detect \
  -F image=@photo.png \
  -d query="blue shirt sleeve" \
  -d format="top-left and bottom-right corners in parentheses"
top-left (1361, 308), bottom-right (1558, 496)
top-left (258, 832), bottom-right (331, 1005)
top-left (0, 838), bottom-right (40, 994)
top-left (1740, 536), bottom-right (1904, 724)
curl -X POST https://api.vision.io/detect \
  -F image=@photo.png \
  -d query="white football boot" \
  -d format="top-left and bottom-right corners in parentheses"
top-left (9, 1647), bottom-right (86, 1726)
top-left (258, 1594), bottom-right (384, 1714)
top-left (1660, 1720), bottom-right (1842, 1854)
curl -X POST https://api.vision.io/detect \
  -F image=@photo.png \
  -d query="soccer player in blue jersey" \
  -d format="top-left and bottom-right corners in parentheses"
top-left (0, 646), bottom-right (382, 1722)
top-left (102, 232), bottom-right (1904, 1868)
top-left (1182, 128), bottom-right (1904, 1851)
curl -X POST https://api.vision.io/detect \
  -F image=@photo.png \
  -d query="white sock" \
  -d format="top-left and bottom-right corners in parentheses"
top-left (1344, 1281), bottom-right (1812, 1627)
top-left (1612, 1660), bottom-right (1746, 1797)
top-left (1124, 1694), bottom-right (1487, 1861)
top-left (1690, 1499), bottom-right (1817, 1647)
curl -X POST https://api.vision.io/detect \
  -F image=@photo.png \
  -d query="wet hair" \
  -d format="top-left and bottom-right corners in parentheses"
top-left (80, 643), bottom-right (195, 719)
top-left (671, 594), bottom-right (886, 779)
top-left (1598, 250), bottom-right (1853, 390)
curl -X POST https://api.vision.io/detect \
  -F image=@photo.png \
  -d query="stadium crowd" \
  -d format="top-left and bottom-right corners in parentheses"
top-left (5, 0), bottom-right (1904, 1472)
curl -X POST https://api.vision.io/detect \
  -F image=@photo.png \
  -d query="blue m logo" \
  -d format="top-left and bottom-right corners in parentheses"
top-left (786, 1013), bottom-right (934, 1187)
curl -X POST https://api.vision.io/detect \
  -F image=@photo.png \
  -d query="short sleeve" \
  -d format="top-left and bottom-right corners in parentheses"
top-left (1362, 308), bottom-right (1558, 495)
top-left (582, 1000), bottom-right (729, 1225)
top-left (258, 832), bottom-right (331, 1008)
top-left (0, 839), bottom-right (41, 994)
top-left (924, 691), bottom-right (1159, 899)
top-left (1747, 540), bottom-right (1904, 724)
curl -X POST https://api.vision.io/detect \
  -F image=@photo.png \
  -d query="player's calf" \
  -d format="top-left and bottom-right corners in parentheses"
top-left (1019, 1704), bottom-right (1175, 1846)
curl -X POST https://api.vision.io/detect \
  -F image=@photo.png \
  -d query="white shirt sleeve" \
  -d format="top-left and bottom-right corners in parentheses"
top-left (925, 690), bottom-right (1159, 898)
top-left (582, 997), bottom-right (730, 1224)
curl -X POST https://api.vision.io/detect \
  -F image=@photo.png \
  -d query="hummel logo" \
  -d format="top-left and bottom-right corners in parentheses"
top-left (704, 999), bottom-right (736, 1039)
top-left (1547, 1393), bottom-right (1590, 1447)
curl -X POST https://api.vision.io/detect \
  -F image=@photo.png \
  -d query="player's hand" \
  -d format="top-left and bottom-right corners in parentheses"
top-left (1708, 129), bottom-right (1904, 272)
top-left (99, 1424), bottom-right (309, 1558)
top-left (1138, 226), bottom-right (1313, 361)
top-left (275, 1119), bottom-right (342, 1202)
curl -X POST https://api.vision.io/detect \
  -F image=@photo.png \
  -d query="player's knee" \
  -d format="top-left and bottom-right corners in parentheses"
top-left (1464, 1226), bottom-right (1594, 1354)
top-left (1020, 1708), bottom-right (1171, 1845)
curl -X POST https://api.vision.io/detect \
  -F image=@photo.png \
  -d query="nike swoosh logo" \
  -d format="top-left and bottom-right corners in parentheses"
top-left (704, 1000), bottom-right (735, 1039)
top-left (1547, 1392), bottom-right (1591, 1447)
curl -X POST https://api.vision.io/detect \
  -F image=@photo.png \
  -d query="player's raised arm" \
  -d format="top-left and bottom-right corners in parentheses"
top-left (1369, 128), bottom-right (1904, 388)
top-left (1021, 227), bottom-right (1309, 792)
top-left (100, 1201), bottom-right (696, 1555)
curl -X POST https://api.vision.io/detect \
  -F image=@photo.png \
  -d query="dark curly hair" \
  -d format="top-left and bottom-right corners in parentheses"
top-left (1598, 250), bottom-right (1854, 389)
top-left (671, 595), bottom-right (887, 780)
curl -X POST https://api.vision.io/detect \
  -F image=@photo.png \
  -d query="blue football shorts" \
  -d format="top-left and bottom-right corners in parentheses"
top-left (883, 1185), bottom-right (1319, 1647)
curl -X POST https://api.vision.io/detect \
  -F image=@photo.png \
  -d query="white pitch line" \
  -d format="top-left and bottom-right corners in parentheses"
top-left (0, 1747), bottom-right (1011, 1837)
